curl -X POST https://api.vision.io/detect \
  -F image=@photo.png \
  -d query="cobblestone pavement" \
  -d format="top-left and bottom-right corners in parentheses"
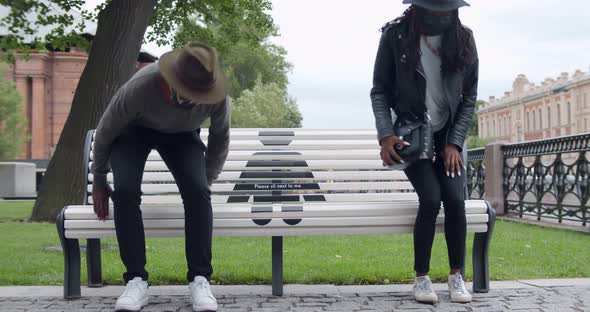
top-left (1, 284), bottom-right (589, 312)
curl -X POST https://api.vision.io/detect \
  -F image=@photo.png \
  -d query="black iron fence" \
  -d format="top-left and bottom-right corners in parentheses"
top-left (467, 133), bottom-right (590, 227)
top-left (467, 147), bottom-right (486, 200)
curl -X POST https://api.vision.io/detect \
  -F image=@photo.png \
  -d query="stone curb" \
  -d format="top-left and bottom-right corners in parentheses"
top-left (1, 278), bottom-right (588, 297)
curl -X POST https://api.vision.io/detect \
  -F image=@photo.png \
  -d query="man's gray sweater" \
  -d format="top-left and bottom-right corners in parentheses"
top-left (92, 63), bottom-right (230, 186)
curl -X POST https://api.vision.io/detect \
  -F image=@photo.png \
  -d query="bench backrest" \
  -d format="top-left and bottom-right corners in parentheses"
top-left (62, 128), bottom-right (489, 239)
top-left (85, 129), bottom-right (419, 206)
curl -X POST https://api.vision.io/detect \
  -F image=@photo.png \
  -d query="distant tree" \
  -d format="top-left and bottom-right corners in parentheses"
top-left (223, 41), bottom-right (291, 99)
top-left (177, 17), bottom-right (302, 128)
top-left (175, 20), bottom-right (291, 99)
top-left (468, 100), bottom-right (486, 136)
top-left (232, 78), bottom-right (302, 128)
top-left (466, 136), bottom-right (495, 149)
top-left (0, 64), bottom-right (27, 160)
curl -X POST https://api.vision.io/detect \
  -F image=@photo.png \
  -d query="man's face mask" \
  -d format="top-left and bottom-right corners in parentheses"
top-left (170, 89), bottom-right (195, 109)
top-left (421, 11), bottom-right (455, 36)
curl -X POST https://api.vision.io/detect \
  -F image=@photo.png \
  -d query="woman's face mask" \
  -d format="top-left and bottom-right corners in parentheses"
top-left (421, 10), bottom-right (455, 36)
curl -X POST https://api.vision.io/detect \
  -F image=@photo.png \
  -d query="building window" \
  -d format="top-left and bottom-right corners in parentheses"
top-left (504, 117), bottom-right (507, 136)
top-left (568, 102), bottom-right (572, 124)
top-left (585, 118), bottom-right (588, 132)
top-left (480, 119), bottom-right (483, 136)
top-left (493, 120), bottom-right (496, 137)
top-left (509, 116), bottom-right (512, 133)
top-left (517, 110), bottom-right (521, 120)
top-left (538, 108), bottom-right (542, 129)
top-left (527, 111), bottom-right (530, 131)
top-left (492, 120), bottom-right (500, 137)
top-left (557, 104), bottom-right (561, 126)
top-left (548, 106), bottom-right (551, 129)
top-left (487, 121), bottom-right (490, 137)
top-left (533, 110), bottom-right (536, 130)
top-left (480, 118), bottom-right (483, 136)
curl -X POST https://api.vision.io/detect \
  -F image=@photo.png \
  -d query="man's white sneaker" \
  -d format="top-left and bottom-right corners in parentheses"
top-left (115, 277), bottom-right (149, 311)
top-left (413, 275), bottom-right (438, 303)
top-left (189, 276), bottom-right (218, 312)
top-left (448, 272), bottom-right (472, 303)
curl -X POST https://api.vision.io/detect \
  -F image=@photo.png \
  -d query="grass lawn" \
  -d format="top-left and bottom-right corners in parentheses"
top-left (0, 200), bottom-right (588, 286)
top-left (0, 200), bottom-right (33, 222)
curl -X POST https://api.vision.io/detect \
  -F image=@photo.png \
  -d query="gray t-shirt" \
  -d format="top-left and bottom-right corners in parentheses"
top-left (92, 63), bottom-right (231, 185)
top-left (420, 35), bottom-right (449, 132)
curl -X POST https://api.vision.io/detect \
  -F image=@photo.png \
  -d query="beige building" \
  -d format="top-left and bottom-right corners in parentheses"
top-left (478, 69), bottom-right (590, 143)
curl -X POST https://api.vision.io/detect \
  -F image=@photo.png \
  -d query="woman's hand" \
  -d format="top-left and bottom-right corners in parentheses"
top-left (443, 144), bottom-right (464, 178)
top-left (380, 136), bottom-right (411, 166)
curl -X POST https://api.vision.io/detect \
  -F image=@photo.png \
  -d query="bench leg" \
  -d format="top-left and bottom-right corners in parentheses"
top-left (472, 202), bottom-right (496, 293)
top-left (272, 236), bottom-right (283, 296)
top-left (86, 239), bottom-right (102, 287)
top-left (57, 209), bottom-right (81, 299)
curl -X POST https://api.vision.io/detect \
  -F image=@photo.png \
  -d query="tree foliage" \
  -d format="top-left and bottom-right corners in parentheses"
top-left (175, 8), bottom-right (301, 127)
top-left (466, 135), bottom-right (495, 150)
top-left (175, 18), bottom-right (291, 99)
top-left (0, 0), bottom-right (91, 62)
top-left (155, 0), bottom-right (273, 50)
top-left (223, 41), bottom-right (291, 99)
top-left (465, 100), bottom-right (494, 149)
top-left (0, 64), bottom-right (27, 160)
top-left (468, 100), bottom-right (485, 136)
top-left (232, 78), bottom-right (302, 128)
top-left (0, 0), bottom-right (275, 61)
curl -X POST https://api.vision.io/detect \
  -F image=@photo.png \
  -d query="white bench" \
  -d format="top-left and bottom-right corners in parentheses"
top-left (56, 128), bottom-right (495, 299)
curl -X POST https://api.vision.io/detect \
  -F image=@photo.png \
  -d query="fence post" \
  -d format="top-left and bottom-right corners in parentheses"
top-left (484, 142), bottom-right (505, 215)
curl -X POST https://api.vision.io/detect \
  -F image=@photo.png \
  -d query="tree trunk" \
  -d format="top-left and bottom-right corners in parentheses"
top-left (31, 0), bottom-right (157, 222)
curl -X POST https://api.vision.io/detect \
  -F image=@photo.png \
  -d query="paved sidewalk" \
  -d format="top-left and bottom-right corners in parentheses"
top-left (1, 279), bottom-right (589, 311)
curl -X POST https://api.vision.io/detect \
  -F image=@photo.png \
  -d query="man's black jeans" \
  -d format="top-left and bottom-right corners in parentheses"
top-left (403, 128), bottom-right (467, 274)
top-left (109, 126), bottom-right (212, 283)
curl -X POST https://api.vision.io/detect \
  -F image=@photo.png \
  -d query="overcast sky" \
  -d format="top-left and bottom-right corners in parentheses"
top-left (84, 0), bottom-right (590, 129)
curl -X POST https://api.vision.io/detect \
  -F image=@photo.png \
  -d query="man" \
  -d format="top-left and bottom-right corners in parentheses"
top-left (92, 42), bottom-right (230, 312)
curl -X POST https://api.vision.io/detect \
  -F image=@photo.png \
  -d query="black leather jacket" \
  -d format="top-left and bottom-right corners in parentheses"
top-left (370, 20), bottom-right (479, 152)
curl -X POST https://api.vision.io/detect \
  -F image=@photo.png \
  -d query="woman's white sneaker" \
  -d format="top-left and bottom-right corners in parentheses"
top-left (115, 277), bottom-right (149, 311)
top-left (448, 272), bottom-right (472, 303)
top-left (189, 276), bottom-right (218, 311)
top-left (413, 275), bottom-right (438, 303)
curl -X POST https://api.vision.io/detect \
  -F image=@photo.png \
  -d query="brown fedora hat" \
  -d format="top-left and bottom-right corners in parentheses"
top-left (158, 42), bottom-right (228, 104)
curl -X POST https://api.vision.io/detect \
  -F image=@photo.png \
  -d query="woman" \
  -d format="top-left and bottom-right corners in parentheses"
top-left (370, 0), bottom-right (479, 304)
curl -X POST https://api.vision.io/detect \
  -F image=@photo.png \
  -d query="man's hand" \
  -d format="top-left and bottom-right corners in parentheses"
top-left (92, 178), bottom-right (113, 221)
top-left (443, 144), bottom-right (464, 178)
top-left (380, 135), bottom-right (411, 166)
